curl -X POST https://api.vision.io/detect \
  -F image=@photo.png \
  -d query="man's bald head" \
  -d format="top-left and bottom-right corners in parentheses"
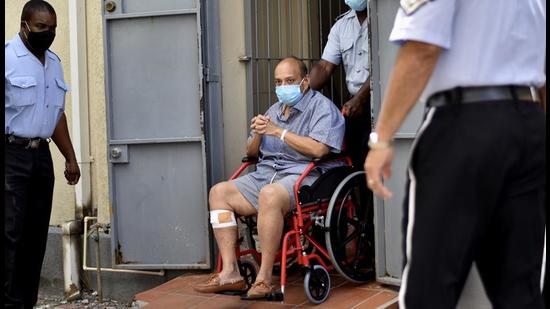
top-left (276, 56), bottom-right (308, 79)
top-left (274, 56), bottom-right (310, 96)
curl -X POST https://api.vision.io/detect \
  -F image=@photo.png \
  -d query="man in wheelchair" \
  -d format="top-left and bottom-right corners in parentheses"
top-left (193, 57), bottom-right (345, 299)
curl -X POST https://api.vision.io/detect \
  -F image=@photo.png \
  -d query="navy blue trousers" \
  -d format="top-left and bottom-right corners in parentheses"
top-left (5, 142), bottom-right (55, 309)
top-left (400, 99), bottom-right (546, 308)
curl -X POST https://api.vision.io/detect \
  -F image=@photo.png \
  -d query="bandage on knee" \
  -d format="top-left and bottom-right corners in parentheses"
top-left (210, 210), bottom-right (237, 229)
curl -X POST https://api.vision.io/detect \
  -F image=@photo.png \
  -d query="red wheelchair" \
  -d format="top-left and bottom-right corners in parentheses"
top-left (214, 152), bottom-right (375, 304)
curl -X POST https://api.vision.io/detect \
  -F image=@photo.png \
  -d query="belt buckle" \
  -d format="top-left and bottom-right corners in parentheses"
top-left (529, 87), bottom-right (540, 102)
top-left (27, 139), bottom-right (40, 149)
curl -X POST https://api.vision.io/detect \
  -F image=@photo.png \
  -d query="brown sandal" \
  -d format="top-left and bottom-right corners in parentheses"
top-left (192, 273), bottom-right (246, 294)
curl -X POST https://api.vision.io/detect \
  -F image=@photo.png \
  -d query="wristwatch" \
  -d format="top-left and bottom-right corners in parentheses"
top-left (368, 132), bottom-right (393, 150)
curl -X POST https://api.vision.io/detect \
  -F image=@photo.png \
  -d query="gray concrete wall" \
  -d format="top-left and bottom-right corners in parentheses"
top-left (39, 229), bottom-right (203, 303)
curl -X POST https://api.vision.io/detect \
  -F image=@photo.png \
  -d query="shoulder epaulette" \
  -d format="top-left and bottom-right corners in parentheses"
top-left (335, 9), bottom-right (352, 22)
top-left (47, 49), bottom-right (61, 61)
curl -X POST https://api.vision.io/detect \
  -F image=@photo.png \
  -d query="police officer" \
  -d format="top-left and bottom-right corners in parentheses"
top-left (309, 0), bottom-right (371, 169)
top-left (5, 1), bottom-right (80, 307)
top-left (364, 0), bottom-right (545, 308)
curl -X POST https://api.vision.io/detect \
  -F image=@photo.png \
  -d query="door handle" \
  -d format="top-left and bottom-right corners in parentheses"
top-left (105, 1), bottom-right (117, 13)
top-left (111, 148), bottom-right (122, 159)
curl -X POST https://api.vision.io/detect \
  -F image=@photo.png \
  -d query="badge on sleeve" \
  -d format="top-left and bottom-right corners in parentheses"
top-left (400, 0), bottom-right (431, 15)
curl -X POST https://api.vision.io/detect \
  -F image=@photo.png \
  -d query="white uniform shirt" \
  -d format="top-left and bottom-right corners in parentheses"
top-left (389, 0), bottom-right (546, 102)
top-left (5, 33), bottom-right (68, 138)
top-left (322, 10), bottom-right (370, 96)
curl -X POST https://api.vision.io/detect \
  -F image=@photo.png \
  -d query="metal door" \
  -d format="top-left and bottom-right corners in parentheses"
top-left (369, 1), bottom-right (491, 306)
top-left (369, 0), bottom-right (424, 284)
top-left (103, 0), bottom-right (210, 269)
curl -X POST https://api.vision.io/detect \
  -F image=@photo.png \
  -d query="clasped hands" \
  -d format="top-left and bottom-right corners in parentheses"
top-left (250, 114), bottom-right (280, 136)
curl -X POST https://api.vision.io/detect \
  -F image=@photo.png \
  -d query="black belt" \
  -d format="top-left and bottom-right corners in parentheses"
top-left (427, 86), bottom-right (540, 108)
top-left (5, 134), bottom-right (50, 149)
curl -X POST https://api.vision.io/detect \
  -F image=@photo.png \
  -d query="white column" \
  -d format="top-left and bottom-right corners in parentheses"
top-left (68, 0), bottom-right (92, 219)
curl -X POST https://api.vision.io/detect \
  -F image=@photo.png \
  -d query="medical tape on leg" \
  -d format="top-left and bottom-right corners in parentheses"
top-left (210, 210), bottom-right (237, 229)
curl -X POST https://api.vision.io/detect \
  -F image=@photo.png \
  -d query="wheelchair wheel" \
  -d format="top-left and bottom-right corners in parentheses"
top-left (325, 171), bottom-right (375, 283)
top-left (238, 259), bottom-right (257, 290)
top-left (303, 265), bottom-right (331, 304)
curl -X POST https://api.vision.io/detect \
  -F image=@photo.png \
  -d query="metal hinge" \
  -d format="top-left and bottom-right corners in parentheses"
top-left (238, 55), bottom-right (251, 62)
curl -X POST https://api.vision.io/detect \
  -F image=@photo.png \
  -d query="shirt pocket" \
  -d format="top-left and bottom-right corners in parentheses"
top-left (360, 36), bottom-right (369, 70)
top-left (340, 38), bottom-right (355, 72)
top-left (53, 78), bottom-right (68, 110)
top-left (7, 76), bottom-right (37, 107)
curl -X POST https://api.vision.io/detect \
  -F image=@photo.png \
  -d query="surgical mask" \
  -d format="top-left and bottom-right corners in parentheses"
top-left (275, 79), bottom-right (304, 107)
top-left (345, 0), bottom-right (368, 12)
top-left (22, 21), bottom-right (55, 53)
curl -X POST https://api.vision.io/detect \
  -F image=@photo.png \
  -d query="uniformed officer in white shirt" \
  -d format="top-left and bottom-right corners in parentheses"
top-left (5, 1), bottom-right (80, 307)
top-left (310, 0), bottom-right (371, 170)
top-left (364, 0), bottom-right (546, 308)
top-left (309, 0), bottom-right (376, 280)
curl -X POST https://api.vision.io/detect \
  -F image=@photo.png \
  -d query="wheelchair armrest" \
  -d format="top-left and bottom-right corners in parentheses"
top-left (241, 156), bottom-right (259, 163)
top-left (311, 152), bottom-right (345, 163)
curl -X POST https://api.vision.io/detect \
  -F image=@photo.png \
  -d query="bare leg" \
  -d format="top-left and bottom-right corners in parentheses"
top-left (255, 184), bottom-right (291, 285)
top-left (209, 181), bottom-right (257, 283)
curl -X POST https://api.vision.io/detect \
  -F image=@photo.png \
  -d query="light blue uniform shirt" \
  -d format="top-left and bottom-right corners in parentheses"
top-left (5, 33), bottom-right (68, 138)
top-left (322, 10), bottom-right (370, 96)
top-left (253, 89), bottom-right (346, 175)
top-left (389, 0), bottom-right (546, 102)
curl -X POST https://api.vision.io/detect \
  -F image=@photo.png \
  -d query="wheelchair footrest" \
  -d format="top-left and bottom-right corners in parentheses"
top-left (240, 291), bottom-right (284, 302)
top-left (266, 291), bottom-right (285, 301)
top-left (216, 290), bottom-right (247, 296)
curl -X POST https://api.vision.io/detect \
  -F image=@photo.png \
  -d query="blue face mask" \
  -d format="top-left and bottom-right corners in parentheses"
top-left (345, 0), bottom-right (368, 12)
top-left (275, 78), bottom-right (305, 107)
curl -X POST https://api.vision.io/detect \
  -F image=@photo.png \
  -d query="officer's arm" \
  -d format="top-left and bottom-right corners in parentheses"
top-left (309, 60), bottom-right (337, 91)
top-left (51, 113), bottom-right (80, 184)
top-left (353, 77), bottom-right (371, 105)
top-left (539, 58), bottom-right (546, 112)
top-left (372, 41), bottom-right (441, 142)
top-left (540, 83), bottom-right (546, 113)
top-left (343, 77), bottom-right (371, 117)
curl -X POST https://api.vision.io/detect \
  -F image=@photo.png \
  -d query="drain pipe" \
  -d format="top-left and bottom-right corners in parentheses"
top-left (83, 217), bottom-right (165, 276)
top-left (63, 1), bottom-right (92, 300)
top-left (68, 0), bottom-right (92, 219)
top-left (62, 220), bottom-right (82, 301)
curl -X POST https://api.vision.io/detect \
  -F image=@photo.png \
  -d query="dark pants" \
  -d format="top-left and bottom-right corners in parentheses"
top-left (344, 102), bottom-right (372, 170)
top-left (343, 99), bottom-right (376, 268)
top-left (5, 142), bottom-right (55, 309)
top-left (401, 99), bottom-right (546, 308)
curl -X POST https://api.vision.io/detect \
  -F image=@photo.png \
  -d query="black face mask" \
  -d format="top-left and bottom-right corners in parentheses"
top-left (23, 21), bottom-right (55, 53)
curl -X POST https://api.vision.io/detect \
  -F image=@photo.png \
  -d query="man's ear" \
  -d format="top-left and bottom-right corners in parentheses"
top-left (20, 20), bottom-right (29, 34)
top-left (302, 74), bottom-right (310, 90)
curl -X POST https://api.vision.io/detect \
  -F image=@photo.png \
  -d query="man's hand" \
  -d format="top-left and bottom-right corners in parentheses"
top-left (263, 116), bottom-right (281, 136)
top-left (342, 97), bottom-right (365, 117)
top-left (364, 148), bottom-right (394, 199)
top-left (250, 114), bottom-right (270, 135)
top-left (64, 160), bottom-right (80, 185)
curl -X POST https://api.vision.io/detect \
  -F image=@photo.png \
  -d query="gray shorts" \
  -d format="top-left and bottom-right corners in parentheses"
top-left (231, 170), bottom-right (321, 210)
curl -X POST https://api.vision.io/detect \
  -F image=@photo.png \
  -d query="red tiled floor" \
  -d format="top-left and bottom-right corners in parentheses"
top-left (354, 292), bottom-right (398, 309)
top-left (277, 283), bottom-right (309, 305)
top-left (385, 302), bottom-right (399, 309)
top-left (246, 302), bottom-right (297, 308)
top-left (355, 281), bottom-right (387, 290)
top-left (193, 295), bottom-right (255, 309)
top-left (142, 293), bottom-right (211, 308)
top-left (135, 274), bottom-right (399, 309)
top-left (313, 284), bottom-right (380, 308)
